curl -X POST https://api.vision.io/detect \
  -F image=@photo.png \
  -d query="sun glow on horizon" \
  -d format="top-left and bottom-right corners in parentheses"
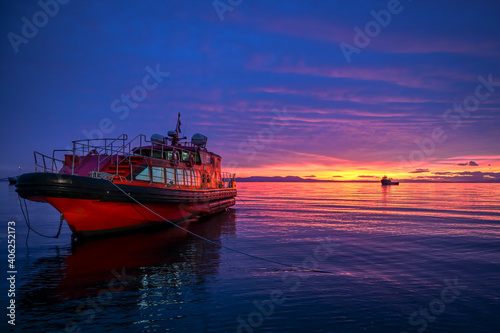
top-left (226, 159), bottom-right (500, 182)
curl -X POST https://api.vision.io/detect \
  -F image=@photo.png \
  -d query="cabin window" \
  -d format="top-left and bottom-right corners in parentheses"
top-left (200, 153), bottom-right (209, 164)
top-left (135, 167), bottom-right (150, 182)
top-left (194, 152), bottom-right (201, 164)
top-left (151, 167), bottom-right (164, 183)
top-left (194, 170), bottom-right (202, 187)
top-left (138, 150), bottom-right (151, 157)
top-left (165, 167), bottom-right (175, 186)
top-left (164, 151), bottom-right (173, 160)
top-left (185, 170), bottom-right (196, 187)
top-left (176, 169), bottom-right (184, 186)
top-left (193, 170), bottom-right (198, 187)
top-left (152, 150), bottom-right (162, 159)
top-left (181, 151), bottom-right (190, 162)
top-left (188, 170), bottom-right (194, 187)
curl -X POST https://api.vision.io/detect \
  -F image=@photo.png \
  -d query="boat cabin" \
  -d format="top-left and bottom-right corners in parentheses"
top-left (52, 130), bottom-right (235, 190)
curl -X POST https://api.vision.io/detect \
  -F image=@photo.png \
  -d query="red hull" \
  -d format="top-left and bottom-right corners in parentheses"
top-left (16, 114), bottom-right (238, 238)
top-left (44, 196), bottom-right (235, 236)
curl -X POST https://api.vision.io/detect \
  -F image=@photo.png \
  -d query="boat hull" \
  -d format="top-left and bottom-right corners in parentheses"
top-left (16, 173), bottom-right (236, 237)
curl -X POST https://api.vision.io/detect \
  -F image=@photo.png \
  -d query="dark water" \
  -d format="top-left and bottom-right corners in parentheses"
top-left (1, 182), bottom-right (499, 332)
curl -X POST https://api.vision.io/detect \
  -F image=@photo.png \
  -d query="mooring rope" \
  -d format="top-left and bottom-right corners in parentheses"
top-left (236, 195), bottom-right (247, 205)
top-left (18, 195), bottom-right (64, 248)
top-left (108, 180), bottom-right (332, 274)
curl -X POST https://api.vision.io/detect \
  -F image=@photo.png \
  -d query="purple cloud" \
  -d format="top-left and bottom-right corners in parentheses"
top-left (409, 168), bottom-right (430, 173)
top-left (457, 161), bottom-right (479, 166)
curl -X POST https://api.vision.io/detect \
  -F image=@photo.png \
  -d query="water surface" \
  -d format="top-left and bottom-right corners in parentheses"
top-left (1, 182), bottom-right (499, 332)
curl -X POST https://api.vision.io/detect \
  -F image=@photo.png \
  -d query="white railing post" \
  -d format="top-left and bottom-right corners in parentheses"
top-left (71, 142), bottom-right (76, 175)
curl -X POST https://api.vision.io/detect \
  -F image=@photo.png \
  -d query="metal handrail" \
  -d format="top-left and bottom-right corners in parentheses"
top-left (34, 151), bottom-right (65, 173)
top-left (72, 134), bottom-right (128, 154)
top-left (72, 134), bottom-right (129, 171)
top-left (33, 134), bottom-right (237, 189)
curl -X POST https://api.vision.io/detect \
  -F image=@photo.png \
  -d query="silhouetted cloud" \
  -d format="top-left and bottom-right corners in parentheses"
top-left (358, 175), bottom-right (376, 178)
top-left (409, 168), bottom-right (430, 173)
top-left (410, 171), bottom-right (500, 182)
top-left (332, 175), bottom-right (343, 178)
top-left (457, 161), bottom-right (479, 166)
top-left (304, 175), bottom-right (316, 178)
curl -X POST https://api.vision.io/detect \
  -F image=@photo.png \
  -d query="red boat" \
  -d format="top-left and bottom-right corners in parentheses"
top-left (16, 114), bottom-right (236, 239)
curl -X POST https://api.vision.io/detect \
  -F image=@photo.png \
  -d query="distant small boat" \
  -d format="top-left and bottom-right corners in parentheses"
top-left (381, 175), bottom-right (399, 185)
top-left (8, 177), bottom-right (17, 185)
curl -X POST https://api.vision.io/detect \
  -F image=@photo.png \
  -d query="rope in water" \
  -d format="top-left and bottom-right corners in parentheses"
top-left (108, 180), bottom-right (331, 274)
top-left (18, 195), bottom-right (64, 248)
top-left (236, 195), bottom-right (247, 205)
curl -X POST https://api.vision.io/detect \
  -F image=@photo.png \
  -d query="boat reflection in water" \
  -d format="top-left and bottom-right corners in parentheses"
top-left (16, 209), bottom-right (236, 331)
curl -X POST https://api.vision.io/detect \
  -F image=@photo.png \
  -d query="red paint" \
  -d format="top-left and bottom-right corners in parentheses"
top-left (44, 196), bottom-right (230, 234)
top-left (17, 114), bottom-right (237, 237)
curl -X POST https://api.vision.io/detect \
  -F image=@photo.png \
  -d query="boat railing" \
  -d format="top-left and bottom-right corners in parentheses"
top-left (67, 133), bottom-right (173, 176)
top-left (107, 137), bottom-right (237, 189)
top-left (71, 134), bottom-right (129, 173)
top-left (36, 134), bottom-right (237, 189)
top-left (34, 151), bottom-right (66, 173)
top-left (72, 134), bottom-right (128, 155)
top-left (113, 134), bottom-right (196, 168)
top-left (119, 133), bottom-right (196, 162)
top-left (88, 171), bottom-right (115, 180)
top-left (221, 172), bottom-right (236, 188)
top-left (69, 134), bottom-right (158, 175)
top-left (115, 134), bottom-right (149, 165)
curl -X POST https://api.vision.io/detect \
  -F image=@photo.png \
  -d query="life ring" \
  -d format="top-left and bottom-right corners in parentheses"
top-left (171, 150), bottom-right (180, 165)
top-left (87, 149), bottom-right (98, 156)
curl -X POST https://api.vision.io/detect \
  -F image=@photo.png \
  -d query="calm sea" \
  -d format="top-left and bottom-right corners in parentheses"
top-left (1, 182), bottom-right (499, 333)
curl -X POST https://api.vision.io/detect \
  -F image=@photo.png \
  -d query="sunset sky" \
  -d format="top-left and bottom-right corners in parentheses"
top-left (1, 0), bottom-right (499, 181)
